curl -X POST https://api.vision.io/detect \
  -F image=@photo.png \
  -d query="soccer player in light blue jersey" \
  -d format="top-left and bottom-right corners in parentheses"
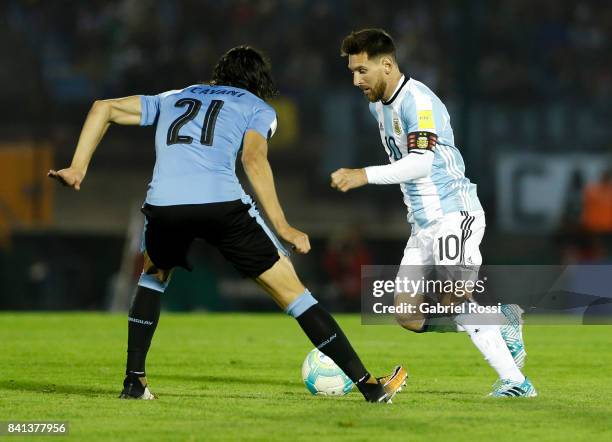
top-left (331, 29), bottom-right (535, 397)
top-left (49, 46), bottom-right (406, 402)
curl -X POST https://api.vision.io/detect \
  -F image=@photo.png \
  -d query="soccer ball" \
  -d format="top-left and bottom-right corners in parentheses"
top-left (301, 348), bottom-right (353, 396)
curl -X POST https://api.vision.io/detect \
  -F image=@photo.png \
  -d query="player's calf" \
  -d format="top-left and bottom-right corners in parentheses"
top-left (126, 284), bottom-right (161, 376)
top-left (285, 291), bottom-right (387, 402)
top-left (393, 292), bottom-right (457, 333)
top-left (121, 272), bottom-right (165, 399)
top-left (393, 292), bottom-right (428, 332)
top-left (454, 303), bottom-right (528, 389)
top-left (258, 255), bottom-right (405, 403)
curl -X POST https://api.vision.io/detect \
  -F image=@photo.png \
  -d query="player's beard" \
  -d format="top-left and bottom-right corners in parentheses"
top-left (364, 77), bottom-right (387, 102)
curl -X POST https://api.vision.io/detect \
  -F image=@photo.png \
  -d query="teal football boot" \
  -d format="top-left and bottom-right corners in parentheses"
top-left (489, 377), bottom-right (537, 397)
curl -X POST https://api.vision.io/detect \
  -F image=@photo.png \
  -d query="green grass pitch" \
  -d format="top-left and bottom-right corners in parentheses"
top-left (1, 313), bottom-right (611, 441)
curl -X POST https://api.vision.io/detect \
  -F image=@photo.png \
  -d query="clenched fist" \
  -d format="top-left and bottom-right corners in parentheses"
top-left (330, 168), bottom-right (368, 192)
top-left (277, 225), bottom-right (311, 254)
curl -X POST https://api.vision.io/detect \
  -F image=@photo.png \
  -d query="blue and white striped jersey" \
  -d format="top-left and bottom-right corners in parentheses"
top-left (140, 84), bottom-right (277, 206)
top-left (369, 76), bottom-right (482, 227)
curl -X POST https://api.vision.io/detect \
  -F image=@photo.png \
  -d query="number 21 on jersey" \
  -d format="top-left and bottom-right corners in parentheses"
top-left (166, 99), bottom-right (224, 146)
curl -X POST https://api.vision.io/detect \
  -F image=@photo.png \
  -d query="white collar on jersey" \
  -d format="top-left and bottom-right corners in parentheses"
top-left (382, 75), bottom-right (409, 106)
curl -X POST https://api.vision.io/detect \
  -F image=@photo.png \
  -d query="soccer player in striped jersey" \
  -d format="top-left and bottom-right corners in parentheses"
top-left (331, 29), bottom-right (535, 397)
top-left (49, 46), bottom-right (406, 403)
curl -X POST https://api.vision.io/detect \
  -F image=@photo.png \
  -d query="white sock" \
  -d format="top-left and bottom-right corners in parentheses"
top-left (455, 313), bottom-right (525, 382)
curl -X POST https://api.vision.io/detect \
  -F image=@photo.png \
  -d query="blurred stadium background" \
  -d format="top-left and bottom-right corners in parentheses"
top-left (1, 0), bottom-right (611, 312)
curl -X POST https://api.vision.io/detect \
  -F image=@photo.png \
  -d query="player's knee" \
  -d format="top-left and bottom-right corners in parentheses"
top-left (145, 266), bottom-right (172, 284)
top-left (143, 252), bottom-right (173, 284)
top-left (393, 292), bottom-right (427, 332)
top-left (257, 255), bottom-right (306, 300)
top-left (138, 272), bottom-right (170, 293)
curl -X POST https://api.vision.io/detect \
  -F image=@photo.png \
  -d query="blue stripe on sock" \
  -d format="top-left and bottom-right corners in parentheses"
top-left (285, 289), bottom-right (318, 318)
top-left (138, 273), bottom-right (168, 293)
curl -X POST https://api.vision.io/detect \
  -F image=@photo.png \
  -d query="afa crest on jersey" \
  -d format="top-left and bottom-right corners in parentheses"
top-left (393, 117), bottom-right (402, 135)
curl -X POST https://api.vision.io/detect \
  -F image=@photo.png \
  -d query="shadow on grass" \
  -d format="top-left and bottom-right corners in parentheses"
top-left (416, 390), bottom-right (473, 396)
top-left (0, 378), bottom-right (307, 402)
top-left (0, 379), bottom-right (117, 397)
top-left (154, 373), bottom-right (295, 387)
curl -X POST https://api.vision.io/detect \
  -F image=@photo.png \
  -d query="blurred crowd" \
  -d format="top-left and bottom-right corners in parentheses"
top-left (477, 0), bottom-right (612, 105)
top-left (2, 0), bottom-right (611, 108)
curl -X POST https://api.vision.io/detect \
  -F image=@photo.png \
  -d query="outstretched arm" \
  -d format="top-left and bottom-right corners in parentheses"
top-left (330, 149), bottom-right (434, 192)
top-left (241, 130), bottom-right (310, 254)
top-left (48, 96), bottom-right (142, 190)
top-left (331, 130), bottom-right (439, 192)
top-left (364, 149), bottom-right (434, 184)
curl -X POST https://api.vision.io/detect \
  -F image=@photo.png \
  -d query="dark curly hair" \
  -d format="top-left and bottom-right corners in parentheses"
top-left (340, 28), bottom-right (396, 59)
top-left (210, 46), bottom-right (278, 100)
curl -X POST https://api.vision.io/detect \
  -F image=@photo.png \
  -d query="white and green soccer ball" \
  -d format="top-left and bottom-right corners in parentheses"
top-left (301, 348), bottom-right (353, 396)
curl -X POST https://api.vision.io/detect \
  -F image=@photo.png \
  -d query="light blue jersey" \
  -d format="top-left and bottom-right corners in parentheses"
top-left (140, 85), bottom-right (277, 205)
top-left (369, 76), bottom-right (482, 227)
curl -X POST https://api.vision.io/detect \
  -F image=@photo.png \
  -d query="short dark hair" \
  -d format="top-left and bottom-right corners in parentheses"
top-left (210, 46), bottom-right (278, 100)
top-left (340, 28), bottom-right (396, 59)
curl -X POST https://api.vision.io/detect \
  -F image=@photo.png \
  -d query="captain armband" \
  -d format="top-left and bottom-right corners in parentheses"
top-left (408, 131), bottom-right (437, 151)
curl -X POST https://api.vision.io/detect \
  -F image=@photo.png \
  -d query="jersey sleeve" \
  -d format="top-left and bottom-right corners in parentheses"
top-left (247, 103), bottom-right (277, 140)
top-left (140, 95), bottom-right (161, 126)
top-left (399, 91), bottom-right (437, 135)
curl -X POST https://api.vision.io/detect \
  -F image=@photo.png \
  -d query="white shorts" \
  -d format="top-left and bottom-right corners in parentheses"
top-left (401, 211), bottom-right (486, 267)
top-left (397, 211), bottom-right (486, 311)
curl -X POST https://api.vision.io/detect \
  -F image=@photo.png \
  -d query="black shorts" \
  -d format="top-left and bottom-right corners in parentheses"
top-left (141, 199), bottom-right (282, 278)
